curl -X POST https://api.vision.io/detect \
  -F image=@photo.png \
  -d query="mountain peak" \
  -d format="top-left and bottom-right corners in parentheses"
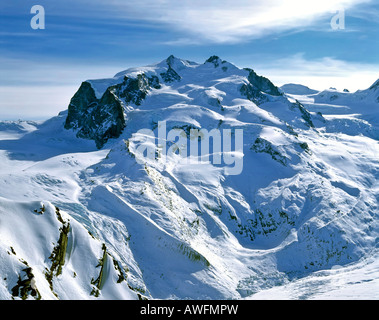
top-left (64, 55), bottom-right (313, 148)
top-left (166, 54), bottom-right (178, 67)
top-left (369, 78), bottom-right (379, 91)
top-left (280, 83), bottom-right (319, 95)
top-left (159, 54), bottom-right (198, 73)
top-left (2, 54), bottom-right (379, 301)
top-left (205, 55), bottom-right (224, 67)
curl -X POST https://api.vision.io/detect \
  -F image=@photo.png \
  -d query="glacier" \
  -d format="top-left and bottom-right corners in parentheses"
top-left (0, 56), bottom-right (378, 300)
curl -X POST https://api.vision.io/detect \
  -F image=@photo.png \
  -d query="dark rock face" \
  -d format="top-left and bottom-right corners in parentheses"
top-left (369, 79), bottom-right (379, 91)
top-left (291, 101), bottom-right (315, 128)
top-left (115, 74), bottom-right (161, 105)
top-left (65, 74), bottom-right (161, 148)
top-left (251, 137), bottom-right (288, 166)
top-left (160, 56), bottom-right (181, 83)
top-left (246, 68), bottom-right (282, 96)
top-left (160, 67), bottom-right (181, 83)
top-left (240, 68), bottom-right (282, 105)
top-left (65, 81), bottom-right (98, 130)
top-left (64, 81), bottom-right (125, 149)
top-left (205, 55), bottom-right (224, 68)
top-left (64, 55), bottom-right (316, 148)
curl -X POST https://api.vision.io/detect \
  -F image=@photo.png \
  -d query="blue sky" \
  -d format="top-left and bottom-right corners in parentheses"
top-left (1, 0), bottom-right (379, 119)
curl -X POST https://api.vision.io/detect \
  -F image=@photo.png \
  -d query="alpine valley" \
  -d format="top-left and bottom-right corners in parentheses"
top-left (0, 56), bottom-right (378, 300)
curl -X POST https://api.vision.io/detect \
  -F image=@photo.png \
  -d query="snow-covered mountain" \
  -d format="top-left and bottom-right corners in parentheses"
top-left (281, 79), bottom-right (379, 140)
top-left (280, 83), bottom-right (319, 95)
top-left (0, 56), bottom-right (378, 300)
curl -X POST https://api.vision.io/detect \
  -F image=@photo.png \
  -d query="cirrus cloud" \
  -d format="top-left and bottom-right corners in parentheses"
top-left (101, 0), bottom-right (372, 43)
top-left (252, 53), bottom-right (379, 91)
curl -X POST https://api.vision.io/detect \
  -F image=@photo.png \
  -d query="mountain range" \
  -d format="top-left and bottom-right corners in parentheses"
top-left (0, 55), bottom-right (378, 300)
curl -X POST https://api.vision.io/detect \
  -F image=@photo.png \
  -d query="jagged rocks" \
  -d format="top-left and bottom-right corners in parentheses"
top-left (11, 266), bottom-right (41, 300)
top-left (244, 68), bottom-right (282, 96)
top-left (291, 101), bottom-right (314, 128)
top-left (240, 69), bottom-right (282, 105)
top-left (64, 55), bottom-right (313, 149)
top-left (65, 70), bottom-right (165, 148)
top-left (160, 67), bottom-right (181, 83)
top-left (160, 56), bottom-right (182, 83)
top-left (65, 81), bottom-right (125, 148)
top-left (116, 74), bottom-right (161, 104)
top-left (205, 55), bottom-right (224, 68)
top-left (251, 137), bottom-right (288, 166)
top-left (65, 76), bottom-right (159, 148)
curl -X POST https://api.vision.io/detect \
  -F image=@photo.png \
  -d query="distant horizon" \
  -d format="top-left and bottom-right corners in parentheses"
top-left (0, 56), bottom-right (377, 122)
top-left (1, 0), bottom-right (378, 120)
top-left (0, 54), bottom-right (377, 122)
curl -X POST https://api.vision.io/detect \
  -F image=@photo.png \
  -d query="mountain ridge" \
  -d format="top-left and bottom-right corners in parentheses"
top-left (0, 56), bottom-right (378, 300)
top-left (64, 55), bottom-right (315, 148)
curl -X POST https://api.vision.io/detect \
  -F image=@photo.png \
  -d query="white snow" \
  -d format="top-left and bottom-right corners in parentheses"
top-left (0, 57), bottom-right (378, 300)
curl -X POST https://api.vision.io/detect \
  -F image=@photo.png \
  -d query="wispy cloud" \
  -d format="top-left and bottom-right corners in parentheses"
top-left (252, 53), bottom-right (379, 91)
top-left (13, 0), bottom-right (370, 44)
top-left (0, 56), bottom-right (127, 120)
top-left (0, 85), bottom-right (77, 120)
top-left (98, 0), bottom-right (372, 43)
top-left (0, 56), bottom-right (127, 87)
top-left (1, 0), bottom-right (377, 120)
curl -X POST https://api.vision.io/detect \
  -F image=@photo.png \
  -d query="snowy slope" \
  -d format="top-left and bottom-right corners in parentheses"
top-left (0, 56), bottom-right (378, 300)
top-left (282, 80), bottom-right (379, 140)
top-left (0, 198), bottom-right (141, 300)
top-left (246, 249), bottom-right (379, 300)
top-left (280, 83), bottom-right (319, 95)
